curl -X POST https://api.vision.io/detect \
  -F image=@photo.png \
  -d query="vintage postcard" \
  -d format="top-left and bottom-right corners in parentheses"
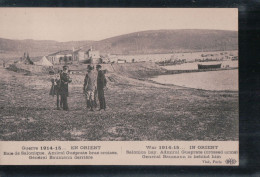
top-left (0, 8), bottom-right (238, 165)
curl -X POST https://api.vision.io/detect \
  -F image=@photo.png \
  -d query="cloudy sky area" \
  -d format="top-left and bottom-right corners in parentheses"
top-left (0, 8), bottom-right (238, 42)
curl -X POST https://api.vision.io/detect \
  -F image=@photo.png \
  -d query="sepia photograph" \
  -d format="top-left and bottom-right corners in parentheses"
top-left (0, 8), bottom-right (238, 142)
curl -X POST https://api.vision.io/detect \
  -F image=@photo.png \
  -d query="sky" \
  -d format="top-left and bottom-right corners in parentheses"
top-left (0, 8), bottom-right (238, 42)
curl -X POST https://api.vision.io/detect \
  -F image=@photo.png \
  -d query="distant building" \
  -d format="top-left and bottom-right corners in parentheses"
top-left (75, 48), bottom-right (101, 64)
top-left (117, 59), bottom-right (126, 64)
top-left (48, 47), bottom-right (102, 65)
top-left (72, 49), bottom-right (85, 62)
top-left (48, 50), bottom-right (73, 65)
top-left (85, 48), bottom-right (100, 64)
top-left (87, 50), bottom-right (99, 59)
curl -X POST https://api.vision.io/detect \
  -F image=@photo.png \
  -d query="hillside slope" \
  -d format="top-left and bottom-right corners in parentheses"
top-left (0, 38), bottom-right (93, 57)
top-left (0, 29), bottom-right (238, 58)
top-left (88, 29), bottom-right (238, 54)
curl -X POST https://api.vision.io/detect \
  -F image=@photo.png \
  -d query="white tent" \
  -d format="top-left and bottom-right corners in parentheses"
top-left (34, 56), bottom-right (53, 66)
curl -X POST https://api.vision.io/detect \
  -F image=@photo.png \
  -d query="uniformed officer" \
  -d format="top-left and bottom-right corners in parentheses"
top-left (60, 65), bottom-right (72, 111)
top-left (49, 70), bottom-right (63, 110)
top-left (83, 65), bottom-right (97, 111)
top-left (55, 70), bottom-right (63, 110)
top-left (96, 65), bottom-right (107, 111)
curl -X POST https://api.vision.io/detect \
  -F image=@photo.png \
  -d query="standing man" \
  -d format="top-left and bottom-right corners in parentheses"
top-left (83, 65), bottom-right (97, 111)
top-left (96, 65), bottom-right (107, 111)
top-left (55, 70), bottom-right (63, 110)
top-left (60, 65), bottom-right (72, 111)
top-left (49, 70), bottom-right (62, 110)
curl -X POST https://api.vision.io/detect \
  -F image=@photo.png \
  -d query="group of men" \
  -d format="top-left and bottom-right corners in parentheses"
top-left (83, 64), bottom-right (107, 111)
top-left (50, 64), bottom-right (107, 111)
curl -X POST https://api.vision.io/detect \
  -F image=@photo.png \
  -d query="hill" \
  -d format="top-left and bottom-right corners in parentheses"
top-left (0, 29), bottom-right (238, 59)
top-left (90, 29), bottom-right (238, 55)
top-left (0, 38), bottom-right (94, 58)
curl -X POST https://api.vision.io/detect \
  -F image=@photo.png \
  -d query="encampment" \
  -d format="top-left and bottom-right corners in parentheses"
top-left (34, 56), bottom-right (53, 66)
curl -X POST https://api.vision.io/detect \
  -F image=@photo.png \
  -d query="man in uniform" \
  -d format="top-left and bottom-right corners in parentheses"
top-left (83, 65), bottom-right (96, 111)
top-left (96, 65), bottom-right (107, 111)
top-left (55, 70), bottom-right (63, 109)
top-left (49, 70), bottom-right (63, 110)
top-left (60, 65), bottom-right (72, 111)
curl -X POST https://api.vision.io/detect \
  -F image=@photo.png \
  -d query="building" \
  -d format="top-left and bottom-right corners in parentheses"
top-left (117, 59), bottom-right (126, 64)
top-left (75, 48), bottom-right (101, 64)
top-left (72, 48), bottom-right (100, 63)
top-left (47, 48), bottom-right (102, 65)
top-left (87, 50), bottom-right (99, 59)
top-left (73, 49), bottom-right (85, 62)
top-left (85, 49), bottom-right (101, 64)
top-left (48, 50), bottom-right (74, 65)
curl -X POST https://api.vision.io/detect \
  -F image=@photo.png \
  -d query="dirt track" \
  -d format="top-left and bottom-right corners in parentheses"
top-left (0, 66), bottom-right (238, 141)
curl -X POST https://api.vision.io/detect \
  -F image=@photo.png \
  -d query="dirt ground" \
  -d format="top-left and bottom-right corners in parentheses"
top-left (0, 66), bottom-right (238, 141)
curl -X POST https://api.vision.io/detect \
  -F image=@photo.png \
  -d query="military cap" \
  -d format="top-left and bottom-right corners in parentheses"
top-left (96, 64), bottom-right (102, 69)
top-left (87, 65), bottom-right (94, 70)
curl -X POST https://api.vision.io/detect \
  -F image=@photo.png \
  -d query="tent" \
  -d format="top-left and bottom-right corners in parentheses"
top-left (34, 56), bottom-right (53, 66)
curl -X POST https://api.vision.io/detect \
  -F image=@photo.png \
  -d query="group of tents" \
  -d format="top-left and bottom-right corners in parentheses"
top-left (21, 55), bottom-right (53, 67)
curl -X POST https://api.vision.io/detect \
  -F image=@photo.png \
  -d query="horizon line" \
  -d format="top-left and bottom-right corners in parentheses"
top-left (0, 29), bottom-right (238, 43)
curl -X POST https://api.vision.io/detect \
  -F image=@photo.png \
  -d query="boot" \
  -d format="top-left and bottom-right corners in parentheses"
top-left (87, 100), bottom-right (91, 108)
top-left (90, 101), bottom-right (94, 111)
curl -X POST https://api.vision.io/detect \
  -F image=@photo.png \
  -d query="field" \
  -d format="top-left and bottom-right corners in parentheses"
top-left (0, 63), bottom-right (238, 141)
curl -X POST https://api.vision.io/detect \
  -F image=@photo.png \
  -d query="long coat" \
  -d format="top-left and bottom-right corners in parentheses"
top-left (60, 72), bottom-right (72, 96)
top-left (97, 70), bottom-right (107, 90)
top-left (49, 78), bottom-right (56, 96)
top-left (49, 77), bottom-right (61, 96)
top-left (84, 71), bottom-right (97, 92)
top-left (84, 71), bottom-right (98, 108)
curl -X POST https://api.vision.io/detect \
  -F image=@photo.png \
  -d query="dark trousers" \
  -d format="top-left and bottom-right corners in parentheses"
top-left (61, 94), bottom-right (68, 110)
top-left (56, 93), bottom-right (62, 108)
top-left (98, 89), bottom-right (106, 109)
